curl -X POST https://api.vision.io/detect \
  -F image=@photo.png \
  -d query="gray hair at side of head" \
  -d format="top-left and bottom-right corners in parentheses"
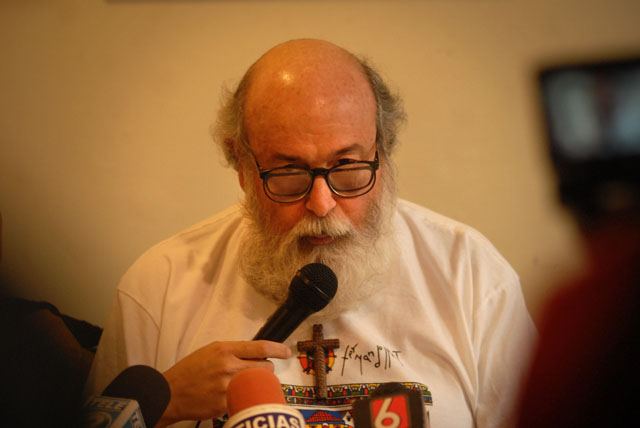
top-left (211, 54), bottom-right (406, 171)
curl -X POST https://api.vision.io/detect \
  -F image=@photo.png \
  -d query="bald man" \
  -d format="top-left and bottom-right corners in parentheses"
top-left (86, 40), bottom-right (536, 428)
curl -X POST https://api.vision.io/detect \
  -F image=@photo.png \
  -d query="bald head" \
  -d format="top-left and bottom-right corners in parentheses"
top-left (246, 39), bottom-right (371, 108)
top-left (250, 39), bottom-right (365, 85)
top-left (244, 40), bottom-right (377, 158)
top-left (212, 39), bottom-right (405, 170)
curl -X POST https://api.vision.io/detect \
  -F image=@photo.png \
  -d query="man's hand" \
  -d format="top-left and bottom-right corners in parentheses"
top-left (155, 340), bottom-right (292, 427)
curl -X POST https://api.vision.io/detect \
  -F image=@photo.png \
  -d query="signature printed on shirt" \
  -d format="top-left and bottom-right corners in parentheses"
top-left (339, 343), bottom-right (403, 376)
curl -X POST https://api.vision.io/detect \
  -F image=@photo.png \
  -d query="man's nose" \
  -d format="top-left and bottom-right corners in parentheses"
top-left (305, 176), bottom-right (337, 217)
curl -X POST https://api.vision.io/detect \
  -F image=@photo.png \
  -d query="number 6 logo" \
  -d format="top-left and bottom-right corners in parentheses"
top-left (372, 396), bottom-right (409, 428)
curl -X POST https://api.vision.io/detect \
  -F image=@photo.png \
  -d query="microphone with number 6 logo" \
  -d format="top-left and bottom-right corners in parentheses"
top-left (352, 382), bottom-right (426, 428)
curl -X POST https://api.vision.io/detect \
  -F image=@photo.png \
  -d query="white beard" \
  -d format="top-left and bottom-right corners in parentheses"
top-left (239, 169), bottom-right (397, 323)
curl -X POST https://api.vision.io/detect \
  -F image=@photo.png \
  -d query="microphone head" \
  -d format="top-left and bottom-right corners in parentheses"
top-left (227, 368), bottom-right (286, 416)
top-left (287, 263), bottom-right (338, 312)
top-left (102, 365), bottom-right (171, 428)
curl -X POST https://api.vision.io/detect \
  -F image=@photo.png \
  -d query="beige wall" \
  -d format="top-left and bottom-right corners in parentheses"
top-left (1, 0), bottom-right (639, 326)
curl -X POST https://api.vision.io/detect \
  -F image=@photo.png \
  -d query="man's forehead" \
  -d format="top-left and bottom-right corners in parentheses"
top-left (262, 142), bottom-right (374, 162)
top-left (245, 40), bottom-right (373, 110)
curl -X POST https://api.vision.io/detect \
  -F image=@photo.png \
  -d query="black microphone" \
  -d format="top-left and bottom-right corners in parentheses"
top-left (253, 263), bottom-right (338, 342)
top-left (82, 365), bottom-right (171, 428)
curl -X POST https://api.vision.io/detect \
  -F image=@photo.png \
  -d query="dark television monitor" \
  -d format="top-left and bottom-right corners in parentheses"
top-left (538, 57), bottom-right (640, 218)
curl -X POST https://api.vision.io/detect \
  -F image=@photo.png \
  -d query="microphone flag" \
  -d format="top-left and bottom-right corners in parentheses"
top-left (82, 395), bottom-right (146, 428)
top-left (223, 403), bottom-right (305, 428)
top-left (352, 387), bottom-right (425, 428)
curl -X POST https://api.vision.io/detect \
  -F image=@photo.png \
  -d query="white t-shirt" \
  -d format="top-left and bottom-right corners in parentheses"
top-left (86, 199), bottom-right (536, 428)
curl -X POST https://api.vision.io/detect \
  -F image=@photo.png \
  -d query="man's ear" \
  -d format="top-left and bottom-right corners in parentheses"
top-left (226, 137), bottom-right (246, 191)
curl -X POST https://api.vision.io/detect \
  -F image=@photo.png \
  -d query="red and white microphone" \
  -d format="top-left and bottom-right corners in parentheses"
top-left (223, 368), bottom-right (306, 428)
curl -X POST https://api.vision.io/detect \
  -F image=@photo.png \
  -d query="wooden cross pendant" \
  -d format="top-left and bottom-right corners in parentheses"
top-left (297, 324), bottom-right (340, 399)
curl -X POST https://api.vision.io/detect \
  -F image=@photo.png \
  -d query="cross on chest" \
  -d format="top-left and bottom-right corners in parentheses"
top-left (297, 324), bottom-right (340, 399)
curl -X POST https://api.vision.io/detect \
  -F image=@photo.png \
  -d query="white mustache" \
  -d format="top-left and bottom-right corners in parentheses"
top-left (289, 214), bottom-right (355, 240)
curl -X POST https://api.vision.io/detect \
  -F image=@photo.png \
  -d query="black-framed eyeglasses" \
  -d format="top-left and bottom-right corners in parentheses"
top-left (251, 150), bottom-right (379, 203)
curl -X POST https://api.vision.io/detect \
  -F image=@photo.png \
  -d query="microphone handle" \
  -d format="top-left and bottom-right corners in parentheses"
top-left (253, 304), bottom-right (312, 342)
